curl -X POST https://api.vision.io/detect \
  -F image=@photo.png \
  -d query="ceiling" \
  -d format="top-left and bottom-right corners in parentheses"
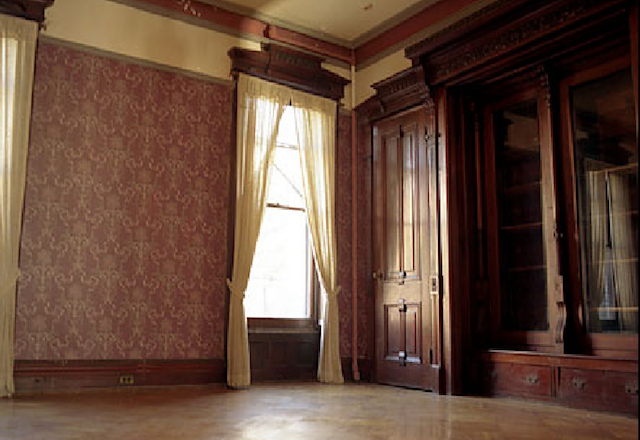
top-left (201, 0), bottom-right (440, 44)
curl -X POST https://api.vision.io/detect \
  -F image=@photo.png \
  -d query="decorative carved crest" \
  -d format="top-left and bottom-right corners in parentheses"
top-left (406, 0), bottom-right (628, 86)
top-left (228, 44), bottom-right (350, 101)
top-left (0, 0), bottom-right (54, 23)
top-left (357, 65), bottom-right (432, 122)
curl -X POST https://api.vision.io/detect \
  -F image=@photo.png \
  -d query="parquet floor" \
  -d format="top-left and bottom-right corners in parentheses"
top-left (0, 383), bottom-right (637, 439)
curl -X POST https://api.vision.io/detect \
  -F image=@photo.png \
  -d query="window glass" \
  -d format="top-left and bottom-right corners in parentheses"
top-left (1, 38), bottom-right (18, 176)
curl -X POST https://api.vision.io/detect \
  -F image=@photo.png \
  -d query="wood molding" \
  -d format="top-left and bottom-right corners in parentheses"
top-left (354, 0), bottom-right (482, 66)
top-left (481, 350), bottom-right (638, 372)
top-left (229, 44), bottom-right (350, 101)
top-left (355, 65), bottom-right (431, 123)
top-left (127, 0), bottom-right (352, 64)
top-left (14, 359), bottom-right (225, 392)
top-left (341, 357), bottom-right (372, 382)
top-left (249, 331), bottom-right (320, 382)
top-left (407, 0), bottom-right (631, 86)
top-left (0, 0), bottom-right (53, 23)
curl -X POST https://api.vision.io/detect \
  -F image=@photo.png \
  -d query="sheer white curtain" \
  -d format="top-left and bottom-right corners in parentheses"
top-left (609, 172), bottom-right (638, 331)
top-left (587, 171), bottom-right (608, 321)
top-left (291, 89), bottom-right (343, 384)
top-left (0, 14), bottom-right (38, 398)
top-left (587, 168), bottom-right (638, 332)
top-left (226, 74), bottom-right (289, 387)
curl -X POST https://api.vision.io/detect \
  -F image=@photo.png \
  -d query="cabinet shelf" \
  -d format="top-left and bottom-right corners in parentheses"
top-left (502, 181), bottom-right (541, 194)
top-left (587, 162), bottom-right (638, 175)
top-left (501, 222), bottom-right (543, 231)
top-left (593, 307), bottom-right (639, 312)
top-left (590, 257), bottom-right (638, 265)
top-left (507, 264), bottom-right (546, 273)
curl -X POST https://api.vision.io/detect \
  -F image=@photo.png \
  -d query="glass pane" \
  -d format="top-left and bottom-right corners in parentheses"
top-left (494, 99), bottom-right (548, 331)
top-left (385, 135), bottom-right (401, 275)
top-left (402, 132), bottom-right (416, 273)
top-left (571, 68), bottom-right (638, 334)
top-left (245, 207), bottom-right (310, 318)
top-left (276, 106), bottom-right (298, 147)
top-left (267, 145), bottom-right (304, 209)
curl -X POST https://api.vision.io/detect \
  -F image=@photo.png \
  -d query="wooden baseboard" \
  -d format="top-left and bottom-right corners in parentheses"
top-left (341, 357), bottom-right (372, 382)
top-left (14, 359), bottom-right (225, 392)
top-left (14, 356), bottom-right (373, 392)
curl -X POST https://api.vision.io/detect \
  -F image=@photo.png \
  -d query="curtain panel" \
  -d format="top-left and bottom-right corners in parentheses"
top-left (290, 89), bottom-right (343, 383)
top-left (226, 74), bottom-right (289, 387)
top-left (227, 74), bottom-right (343, 387)
top-left (0, 13), bottom-right (38, 398)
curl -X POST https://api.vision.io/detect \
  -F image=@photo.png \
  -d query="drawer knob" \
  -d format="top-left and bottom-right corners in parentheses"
top-left (572, 378), bottom-right (586, 390)
top-left (525, 374), bottom-right (539, 385)
top-left (625, 383), bottom-right (638, 395)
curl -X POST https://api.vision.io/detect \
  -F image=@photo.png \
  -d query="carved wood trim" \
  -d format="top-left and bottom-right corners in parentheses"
top-left (355, 65), bottom-right (432, 123)
top-left (0, 0), bottom-right (53, 23)
top-left (407, 0), bottom-right (631, 86)
top-left (228, 44), bottom-right (349, 101)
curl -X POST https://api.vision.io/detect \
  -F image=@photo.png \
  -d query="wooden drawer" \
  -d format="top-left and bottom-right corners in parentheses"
top-left (557, 368), bottom-right (605, 409)
top-left (484, 362), bottom-right (552, 397)
top-left (557, 368), bottom-right (638, 415)
top-left (603, 371), bottom-right (638, 415)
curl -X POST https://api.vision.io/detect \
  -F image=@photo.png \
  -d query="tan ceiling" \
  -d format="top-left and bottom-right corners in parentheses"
top-left (201, 0), bottom-right (439, 45)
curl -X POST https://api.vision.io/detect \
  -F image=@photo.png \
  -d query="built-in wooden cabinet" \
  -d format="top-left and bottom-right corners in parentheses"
top-left (358, 0), bottom-right (638, 415)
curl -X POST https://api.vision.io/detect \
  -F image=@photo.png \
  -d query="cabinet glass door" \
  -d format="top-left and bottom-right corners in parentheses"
top-left (493, 99), bottom-right (549, 332)
top-left (570, 67), bottom-right (638, 335)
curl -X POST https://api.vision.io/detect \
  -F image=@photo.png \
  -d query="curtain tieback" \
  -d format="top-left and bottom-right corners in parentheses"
top-left (326, 285), bottom-right (341, 299)
top-left (226, 278), bottom-right (245, 300)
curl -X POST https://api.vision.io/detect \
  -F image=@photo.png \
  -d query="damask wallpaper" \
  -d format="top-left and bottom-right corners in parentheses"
top-left (15, 42), bottom-right (369, 363)
top-left (336, 113), bottom-right (372, 359)
top-left (336, 114), bottom-right (353, 358)
top-left (15, 43), bottom-right (232, 360)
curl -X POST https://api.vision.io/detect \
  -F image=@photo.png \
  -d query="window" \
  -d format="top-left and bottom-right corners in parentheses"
top-left (244, 107), bottom-right (315, 321)
top-left (1, 37), bottom-right (17, 177)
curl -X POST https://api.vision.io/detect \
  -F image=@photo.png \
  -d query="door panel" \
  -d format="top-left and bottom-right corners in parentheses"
top-left (373, 106), bottom-right (438, 391)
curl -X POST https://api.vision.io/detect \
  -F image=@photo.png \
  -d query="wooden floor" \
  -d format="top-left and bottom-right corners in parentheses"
top-left (1, 383), bottom-right (637, 439)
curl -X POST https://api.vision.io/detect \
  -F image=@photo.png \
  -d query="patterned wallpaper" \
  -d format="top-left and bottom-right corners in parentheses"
top-left (15, 42), bottom-right (370, 362)
top-left (15, 43), bottom-right (232, 360)
top-left (336, 113), bottom-right (353, 358)
top-left (336, 113), bottom-right (372, 359)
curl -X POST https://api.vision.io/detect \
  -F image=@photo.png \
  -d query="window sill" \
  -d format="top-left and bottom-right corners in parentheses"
top-left (248, 327), bottom-right (319, 335)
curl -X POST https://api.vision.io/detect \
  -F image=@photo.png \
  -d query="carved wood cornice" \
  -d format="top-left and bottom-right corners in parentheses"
top-left (356, 65), bottom-right (432, 123)
top-left (228, 44), bottom-right (350, 101)
top-left (0, 0), bottom-right (54, 23)
top-left (406, 0), bottom-right (630, 86)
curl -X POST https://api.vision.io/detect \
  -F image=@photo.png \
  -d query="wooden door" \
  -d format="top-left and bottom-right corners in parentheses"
top-left (373, 106), bottom-right (438, 390)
